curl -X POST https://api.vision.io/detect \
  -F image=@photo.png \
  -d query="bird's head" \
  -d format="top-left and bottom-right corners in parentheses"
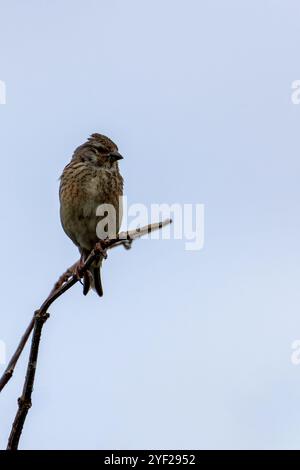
top-left (73, 133), bottom-right (123, 168)
top-left (87, 133), bottom-right (123, 168)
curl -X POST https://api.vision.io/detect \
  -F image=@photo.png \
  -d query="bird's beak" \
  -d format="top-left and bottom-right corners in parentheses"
top-left (109, 151), bottom-right (123, 162)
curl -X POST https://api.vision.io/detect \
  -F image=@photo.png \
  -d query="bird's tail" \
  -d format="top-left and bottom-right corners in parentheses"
top-left (92, 266), bottom-right (103, 297)
top-left (83, 260), bottom-right (103, 297)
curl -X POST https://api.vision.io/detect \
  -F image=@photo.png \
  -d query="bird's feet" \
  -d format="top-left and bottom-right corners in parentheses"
top-left (94, 239), bottom-right (108, 260)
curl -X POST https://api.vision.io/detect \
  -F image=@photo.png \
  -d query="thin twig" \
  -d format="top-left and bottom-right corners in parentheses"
top-left (0, 318), bottom-right (35, 393)
top-left (3, 219), bottom-right (172, 450)
top-left (0, 219), bottom-right (171, 394)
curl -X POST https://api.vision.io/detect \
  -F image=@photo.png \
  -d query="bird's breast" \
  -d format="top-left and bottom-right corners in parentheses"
top-left (60, 163), bottom-right (123, 251)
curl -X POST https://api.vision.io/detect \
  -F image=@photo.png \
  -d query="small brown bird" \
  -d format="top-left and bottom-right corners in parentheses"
top-left (59, 133), bottom-right (124, 297)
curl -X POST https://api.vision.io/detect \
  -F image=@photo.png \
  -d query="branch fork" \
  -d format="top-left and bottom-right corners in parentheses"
top-left (0, 219), bottom-right (172, 450)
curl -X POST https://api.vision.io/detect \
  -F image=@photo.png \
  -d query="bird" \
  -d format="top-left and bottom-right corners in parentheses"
top-left (59, 133), bottom-right (124, 297)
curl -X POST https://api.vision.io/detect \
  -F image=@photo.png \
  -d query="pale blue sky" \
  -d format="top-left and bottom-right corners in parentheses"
top-left (1, 0), bottom-right (300, 450)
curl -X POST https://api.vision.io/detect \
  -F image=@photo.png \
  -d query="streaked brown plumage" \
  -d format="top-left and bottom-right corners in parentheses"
top-left (59, 133), bottom-right (124, 296)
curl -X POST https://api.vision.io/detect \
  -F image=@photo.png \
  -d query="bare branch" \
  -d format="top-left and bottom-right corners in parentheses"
top-left (2, 219), bottom-right (172, 450)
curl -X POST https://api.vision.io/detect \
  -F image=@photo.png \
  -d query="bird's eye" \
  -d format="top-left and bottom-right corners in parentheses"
top-left (94, 143), bottom-right (107, 152)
